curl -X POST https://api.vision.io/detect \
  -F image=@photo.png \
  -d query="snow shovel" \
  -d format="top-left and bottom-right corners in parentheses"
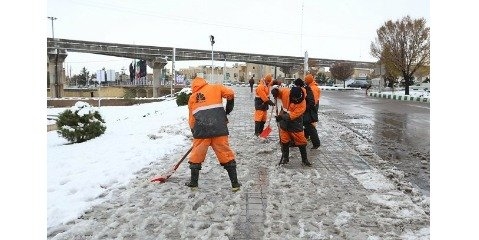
top-left (151, 146), bottom-right (193, 183)
top-left (259, 104), bottom-right (275, 140)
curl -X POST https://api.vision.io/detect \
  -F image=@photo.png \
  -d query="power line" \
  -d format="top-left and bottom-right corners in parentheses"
top-left (68, 0), bottom-right (367, 40)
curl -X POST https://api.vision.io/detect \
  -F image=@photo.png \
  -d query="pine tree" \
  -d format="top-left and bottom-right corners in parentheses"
top-left (56, 101), bottom-right (106, 143)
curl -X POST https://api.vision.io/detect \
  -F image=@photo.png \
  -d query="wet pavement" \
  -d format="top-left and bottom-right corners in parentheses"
top-left (227, 86), bottom-right (430, 239)
top-left (319, 90), bottom-right (430, 196)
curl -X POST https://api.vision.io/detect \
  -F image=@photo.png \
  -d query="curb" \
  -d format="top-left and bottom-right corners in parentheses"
top-left (368, 92), bottom-right (430, 103)
top-left (319, 87), bottom-right (357, 91)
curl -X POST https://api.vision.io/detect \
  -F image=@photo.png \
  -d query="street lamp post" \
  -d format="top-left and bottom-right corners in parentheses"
top-left (48, 16), bottom-right (57, 39)
top-left (210, 35), bottom-right (215, 82)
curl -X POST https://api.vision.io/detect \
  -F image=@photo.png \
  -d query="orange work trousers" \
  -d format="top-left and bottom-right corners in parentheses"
top-left (189, 135), bottom-right (235, 165)
top-left (279, 128), bottom-right (307, 146)
top-left (254, 109), bottom-right (268, 122)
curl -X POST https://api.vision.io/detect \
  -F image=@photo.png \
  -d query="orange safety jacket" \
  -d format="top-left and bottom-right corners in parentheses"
top-left (309, 81), bottom-right (320, 105)
top-left (254, 79), bottom-right (271, 111)
top-left (305, 74), bottom-right (320, 105)
top-left (188, 77), bottom-right (234, 139)
top-left (275, 87), bottom-right (306, 132)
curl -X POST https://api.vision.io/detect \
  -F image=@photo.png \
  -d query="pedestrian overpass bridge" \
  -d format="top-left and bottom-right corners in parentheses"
top-left (47, 37), bottom-right (376, 98)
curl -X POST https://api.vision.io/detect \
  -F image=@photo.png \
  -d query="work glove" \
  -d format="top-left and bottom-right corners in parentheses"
top-left (225, 98), bottom-right (234, 115)
top-left (275, 115), bottom-right (282, 122)
top-left (280, 111), bottom-right (290, 121)
top-left (266, 99), bottom-right (275, 106)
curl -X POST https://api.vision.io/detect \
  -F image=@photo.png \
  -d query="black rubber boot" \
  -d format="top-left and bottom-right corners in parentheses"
top-left (308, 124), bottom-right (321, 149)
top-left (280, 142), bottom-right (290, 164)
top-left (258, 121), bottom-right (265, 134)
top-left (185, 163), bottom-right (201, 188)
top-left (254, 121), bottom-right (262, 136)
top-left (299, 145), bottom-right (312, 166)
top-left (224, 160), bottom-right (241, 192)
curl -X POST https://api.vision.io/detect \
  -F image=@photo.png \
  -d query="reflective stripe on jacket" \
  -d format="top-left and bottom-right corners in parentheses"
top-left (188, 77), bottom-right (234, 139)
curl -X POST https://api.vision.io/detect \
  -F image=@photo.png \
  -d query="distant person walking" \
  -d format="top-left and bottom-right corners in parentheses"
top-left (186, 75), bottom-right (241, 192)
top-left (303, 74), bottom-right (321, 149)
top-left (249, 77), bottom-right (255, 93)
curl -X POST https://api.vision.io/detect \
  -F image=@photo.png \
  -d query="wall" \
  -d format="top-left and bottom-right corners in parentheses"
top-left (47, 86), bottom-right (184, 99)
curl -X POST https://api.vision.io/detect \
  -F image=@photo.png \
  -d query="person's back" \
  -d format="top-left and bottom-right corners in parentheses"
top-left (188, 77), bottom-right (232, 138)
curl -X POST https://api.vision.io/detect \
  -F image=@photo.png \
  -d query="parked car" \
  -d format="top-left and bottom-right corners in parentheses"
top-left (347, 80), bottom-right (371, 89)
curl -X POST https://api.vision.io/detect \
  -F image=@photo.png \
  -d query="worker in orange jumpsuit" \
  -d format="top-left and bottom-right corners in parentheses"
top-left (303, 74), bottom-right (321, 149)
top-left (271, 79), bottom-right (312, 166)
top-left (254, 74), bottom-right (275, 136)
top-left (187, 75), bottom-right (241, 191)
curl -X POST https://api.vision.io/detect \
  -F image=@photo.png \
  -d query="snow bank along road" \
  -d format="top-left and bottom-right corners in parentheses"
top-left (48, 86), bottom-right (429, 239)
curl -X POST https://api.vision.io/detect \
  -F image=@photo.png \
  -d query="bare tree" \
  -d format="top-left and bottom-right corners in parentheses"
top-left (308, 59), bottom-right (320, 76)
top-left (279, 66), bottom-right (293, 78)
top-left (370, 15), bottom-right (430, 95)
top-left (330, 62), bottom-right (354, 88)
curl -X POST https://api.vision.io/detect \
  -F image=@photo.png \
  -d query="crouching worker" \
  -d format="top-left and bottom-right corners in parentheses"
top-left (271, 82), bottom-right (312, 166)
top-left (186, 74), bottom-right (241, 192)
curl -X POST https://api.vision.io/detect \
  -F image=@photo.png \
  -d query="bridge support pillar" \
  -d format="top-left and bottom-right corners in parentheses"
top-left (147, 58), bottom-right (168, 98)
top-left (47, 49), bottom-right (68, 98)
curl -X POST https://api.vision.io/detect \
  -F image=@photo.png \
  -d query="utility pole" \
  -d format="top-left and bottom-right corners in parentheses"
top-left (210, 35), bottom-right (215, 82)
top-left (171, 47), bottom-right (176, 96)
top-left (48, 16), bottom-right (59, 97)
top-left (300, 0), bottom-right (304, 56)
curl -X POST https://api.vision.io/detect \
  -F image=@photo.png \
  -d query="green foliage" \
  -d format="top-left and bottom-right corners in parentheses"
top-left (56, 102), bottom-right (106, 144)
top-left (176, 91), bottom-right (191, 106)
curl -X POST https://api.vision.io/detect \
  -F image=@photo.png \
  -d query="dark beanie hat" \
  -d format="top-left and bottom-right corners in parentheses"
top-left (290, 86), bottom-right (304, 104)
top-left (294, 78), bottom-right (304, 87)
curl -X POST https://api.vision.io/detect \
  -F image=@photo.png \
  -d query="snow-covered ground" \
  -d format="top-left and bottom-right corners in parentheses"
top-left (44, 86), bottom-right (434, 239)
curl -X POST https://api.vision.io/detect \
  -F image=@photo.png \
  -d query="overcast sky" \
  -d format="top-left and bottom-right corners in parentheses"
top-left (46, 0), bottom-right (430, 75)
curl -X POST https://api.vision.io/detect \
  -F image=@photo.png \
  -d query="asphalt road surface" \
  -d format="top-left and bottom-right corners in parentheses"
top-left (319, 89), bottom-right (430, 196)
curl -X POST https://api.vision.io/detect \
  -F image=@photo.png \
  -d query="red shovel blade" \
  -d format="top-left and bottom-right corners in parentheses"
top-left (259, 125), bottom-right (272, 139)
top-left (150, 168), bottom-right (175, 183)
top-left (150, 176), bottom-right (167, 183)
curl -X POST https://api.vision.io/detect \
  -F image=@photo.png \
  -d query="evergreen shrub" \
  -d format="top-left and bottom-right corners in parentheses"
top-left (176, 91), bottom-right (191, 106)
top-left (56, 101), bottom-right (107, 144)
